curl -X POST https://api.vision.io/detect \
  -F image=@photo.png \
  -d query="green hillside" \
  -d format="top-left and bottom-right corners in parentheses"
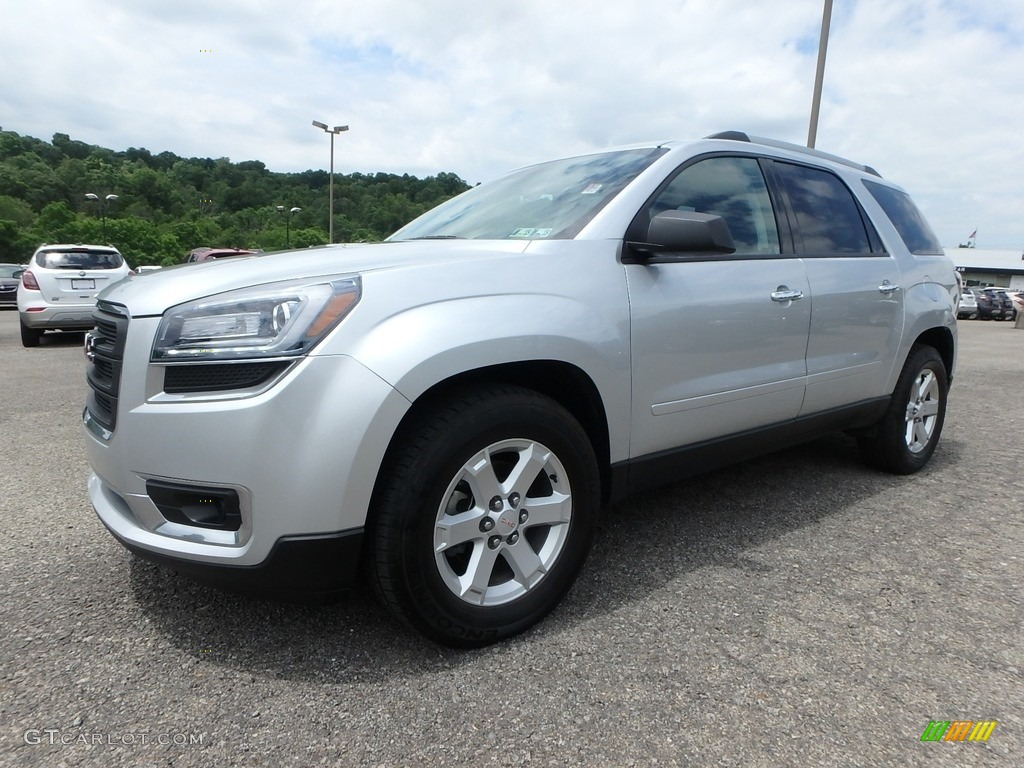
top-left (0, 129), bottom-right (470, 266)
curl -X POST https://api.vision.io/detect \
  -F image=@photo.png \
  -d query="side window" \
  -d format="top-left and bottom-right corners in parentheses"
top-left (646, 156), bottom-right (780, 254)
top-left (773, 162), bottom-right (871, 254)
top-left (862, 179), bottom-right (944, 255)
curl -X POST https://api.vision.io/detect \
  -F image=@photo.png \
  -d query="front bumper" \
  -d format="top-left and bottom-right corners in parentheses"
top-left (84, 315), bottom-right (410, 594)
top-left (103, 514), bottom-right (365, 602)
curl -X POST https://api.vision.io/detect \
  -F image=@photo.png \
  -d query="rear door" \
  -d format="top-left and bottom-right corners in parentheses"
top-left (624, 154), bottom-right (811, 458)
top-left (768, 161), bottom-right (903, 414)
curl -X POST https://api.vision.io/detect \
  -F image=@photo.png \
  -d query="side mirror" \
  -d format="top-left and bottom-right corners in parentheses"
top-left (13, 269), bottom-right (25, 280)
top-left (630, 210), bottom-right (736, 257)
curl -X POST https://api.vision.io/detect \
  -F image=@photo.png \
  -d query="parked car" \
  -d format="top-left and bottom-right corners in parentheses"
top-left (1010, 290), bottom-right (1024, 319)
top-left (0, 263), bottom-right (24, 307)
top-left (957, 287), bottom-right (978, 319)
top-left (982, 287), bottom-right (1017, 322)
top-left (83, 132), bottom-right (957, 647)
top-left (185, 247), bottom-right (260, 263)
top-left (967, 287), bottom-right (998, 320)
top-left (17, 244), bottom-right (132, 347)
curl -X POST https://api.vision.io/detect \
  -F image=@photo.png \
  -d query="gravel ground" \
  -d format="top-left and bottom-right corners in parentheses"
top-left (0, 309), bottom-right (1020, 767)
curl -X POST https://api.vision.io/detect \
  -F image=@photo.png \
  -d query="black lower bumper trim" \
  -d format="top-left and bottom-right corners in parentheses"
top-left (112, 528), bottom-right (365, 604)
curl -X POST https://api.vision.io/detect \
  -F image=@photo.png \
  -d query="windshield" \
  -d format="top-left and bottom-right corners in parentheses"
top-left (389, 147), bottom-right (666, 241)
top-left (0, 265), bottom-right (23, 278)
top-left (37, 250), bottom-right (124, 269)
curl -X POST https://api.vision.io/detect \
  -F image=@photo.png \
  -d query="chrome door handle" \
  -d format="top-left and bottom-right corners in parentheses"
top-left (771, 287), bottom-right (804, 302)
top-left (878, 281), bottom-right (901, 295)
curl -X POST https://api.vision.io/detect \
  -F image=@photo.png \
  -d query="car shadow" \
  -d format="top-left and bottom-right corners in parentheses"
top-left (34, 330), bottom-right (87, 347)
top-left (127, 431), bottom-right (959, 683)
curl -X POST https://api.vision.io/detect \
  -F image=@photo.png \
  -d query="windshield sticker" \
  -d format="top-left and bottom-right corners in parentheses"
top-left (581, 183), bottom-right (604, 195)
top-left (534, 228), bottom-right (553, 238)
top-left (510, 228), bottom-right (536, 238)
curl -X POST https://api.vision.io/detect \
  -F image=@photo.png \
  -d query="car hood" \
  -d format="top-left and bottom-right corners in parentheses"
top-left (98, 240), bottom-right (530, 316)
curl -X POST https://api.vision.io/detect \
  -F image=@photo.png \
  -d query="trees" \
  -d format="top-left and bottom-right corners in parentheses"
top-left (0, 128), bottom-right (469, 264)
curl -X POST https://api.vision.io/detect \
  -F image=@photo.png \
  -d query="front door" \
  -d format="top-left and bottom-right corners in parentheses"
top-left (624, 155), bottom-right (811, 459)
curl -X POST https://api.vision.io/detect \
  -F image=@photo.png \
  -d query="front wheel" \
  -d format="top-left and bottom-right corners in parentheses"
top-left (858, 345), bottom-right (948, 474)
top-left (368, 385), bottom-right (600, 647)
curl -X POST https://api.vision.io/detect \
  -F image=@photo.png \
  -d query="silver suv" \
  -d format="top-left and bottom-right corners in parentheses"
top-left (83, 133), bottom-right (957, 647)
top-left (18, 243), bottom-right (132, 347)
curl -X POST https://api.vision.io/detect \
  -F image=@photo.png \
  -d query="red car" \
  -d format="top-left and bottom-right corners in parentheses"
top-left (185, 247), bottom-right (260, 264)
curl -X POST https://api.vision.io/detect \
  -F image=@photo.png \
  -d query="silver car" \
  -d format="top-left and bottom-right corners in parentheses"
top-left (18, 244), bottom-right (132, 346)
top-left (83, 133), bottom-right (957, 647)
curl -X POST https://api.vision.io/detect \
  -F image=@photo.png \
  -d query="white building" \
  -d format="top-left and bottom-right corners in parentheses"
top-left (945, 247), bottom-right (1024, 290)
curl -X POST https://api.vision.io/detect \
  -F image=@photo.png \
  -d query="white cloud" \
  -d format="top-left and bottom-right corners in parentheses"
top-left (1, 0), bottom-right (1022, 247)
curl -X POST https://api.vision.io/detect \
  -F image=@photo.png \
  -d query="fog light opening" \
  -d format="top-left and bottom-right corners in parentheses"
top-left (146, 481), bottom-right (242, 531)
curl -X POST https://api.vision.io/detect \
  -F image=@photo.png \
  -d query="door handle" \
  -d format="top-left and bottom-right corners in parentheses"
top-left (878, 281), bottom-right (901, 295)
top-left (771, 287), bottom-right (804, 302)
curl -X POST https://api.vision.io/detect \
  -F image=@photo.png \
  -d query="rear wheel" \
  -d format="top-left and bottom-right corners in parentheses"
top-left (859, 345), bottom-right (947, 474)
top-left (368, 385), bottom-right (600, 647)
top-left (20, 320), bottom-right (42, 348)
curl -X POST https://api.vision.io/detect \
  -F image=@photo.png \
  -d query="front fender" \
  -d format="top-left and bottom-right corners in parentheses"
top-left (319, 244), bottom-right (633, 463)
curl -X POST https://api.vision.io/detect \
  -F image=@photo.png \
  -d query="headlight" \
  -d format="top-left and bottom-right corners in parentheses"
top-left (152, 277), bottom-right (361, 361)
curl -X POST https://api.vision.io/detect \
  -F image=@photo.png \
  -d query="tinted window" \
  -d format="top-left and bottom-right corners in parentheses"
top-left (644, 156), bottom-right (780, 253)
top-left (863, 180), bottom-right (944, 255)
top-left (37, 250), bottom-right (124, 269)
top-left (774, 162), bottom-right (871, 254)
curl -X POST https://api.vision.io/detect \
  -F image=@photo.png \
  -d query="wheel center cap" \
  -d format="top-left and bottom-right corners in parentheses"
top-left (496, 510), bottom-right (518, 534)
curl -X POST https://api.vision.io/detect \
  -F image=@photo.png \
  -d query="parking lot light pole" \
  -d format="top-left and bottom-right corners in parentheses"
top-left (807, 0), bottom-right (834, 148)
top-left (84, 193), bottom-right (120, 241)
top-left (311, 121), bottom-right (349, 244)
top-left (276, 205), bottom-right (302, 248)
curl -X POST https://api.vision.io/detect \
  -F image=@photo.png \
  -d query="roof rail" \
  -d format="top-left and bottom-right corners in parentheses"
top-left (704, 131), bottom-right (881, 177)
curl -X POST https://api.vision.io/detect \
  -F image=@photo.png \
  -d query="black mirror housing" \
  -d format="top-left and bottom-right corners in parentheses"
top-left (646, 210), bottom-right (736, 254)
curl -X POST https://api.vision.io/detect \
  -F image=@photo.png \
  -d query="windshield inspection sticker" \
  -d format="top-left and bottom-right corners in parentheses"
top-left (581, 183), bottom-right (604, 195)
top-left (510, 228), bottom-right (536, 238)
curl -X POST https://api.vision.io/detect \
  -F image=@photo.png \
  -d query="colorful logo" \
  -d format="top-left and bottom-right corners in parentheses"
top-left (920, 720), bottom-right (997, 742)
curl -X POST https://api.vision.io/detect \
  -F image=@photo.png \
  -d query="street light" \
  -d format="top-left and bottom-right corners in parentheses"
top-left (276, 205), bottom-right (302, 248)
top-left (84, 193), bottom-right (120, 241)
top-left (311, 121), bottom-right (349, 244)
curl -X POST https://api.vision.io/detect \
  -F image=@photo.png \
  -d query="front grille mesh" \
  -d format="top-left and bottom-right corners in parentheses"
top-left (163, 362), bottom-right (290, 393)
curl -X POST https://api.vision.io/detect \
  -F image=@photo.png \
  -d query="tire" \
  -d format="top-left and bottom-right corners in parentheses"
top-left (368, 385), bottom-right (600, 648)
top-left (858, 345), bottom-right (948, 475)
top-left (20, 320), bottom-right (42, 348)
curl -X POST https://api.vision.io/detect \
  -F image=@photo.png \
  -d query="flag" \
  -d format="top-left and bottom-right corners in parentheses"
top-left (968, 230), bottom-right (977, 240)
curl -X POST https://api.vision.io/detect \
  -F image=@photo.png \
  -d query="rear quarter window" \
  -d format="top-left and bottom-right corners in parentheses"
top-left (863, 180), bottom-right (944, 255)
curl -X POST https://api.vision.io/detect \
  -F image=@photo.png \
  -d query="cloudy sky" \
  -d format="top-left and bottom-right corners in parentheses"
top-left (2, 0), bottom-right (1022, 248)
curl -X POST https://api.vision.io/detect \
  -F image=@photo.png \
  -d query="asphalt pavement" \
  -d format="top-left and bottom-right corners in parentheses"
top-left (0, 309), bottom-right (1020, 767)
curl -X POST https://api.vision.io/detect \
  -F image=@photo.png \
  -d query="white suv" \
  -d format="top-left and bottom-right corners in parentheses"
top-left (83, 133), bottom-right (958, 647)
top-left (18, 244), bottom-right (132, 347)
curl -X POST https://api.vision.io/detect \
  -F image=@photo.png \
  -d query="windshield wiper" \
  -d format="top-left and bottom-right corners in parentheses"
top-left (408, 235), bottom-right (464, 240)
